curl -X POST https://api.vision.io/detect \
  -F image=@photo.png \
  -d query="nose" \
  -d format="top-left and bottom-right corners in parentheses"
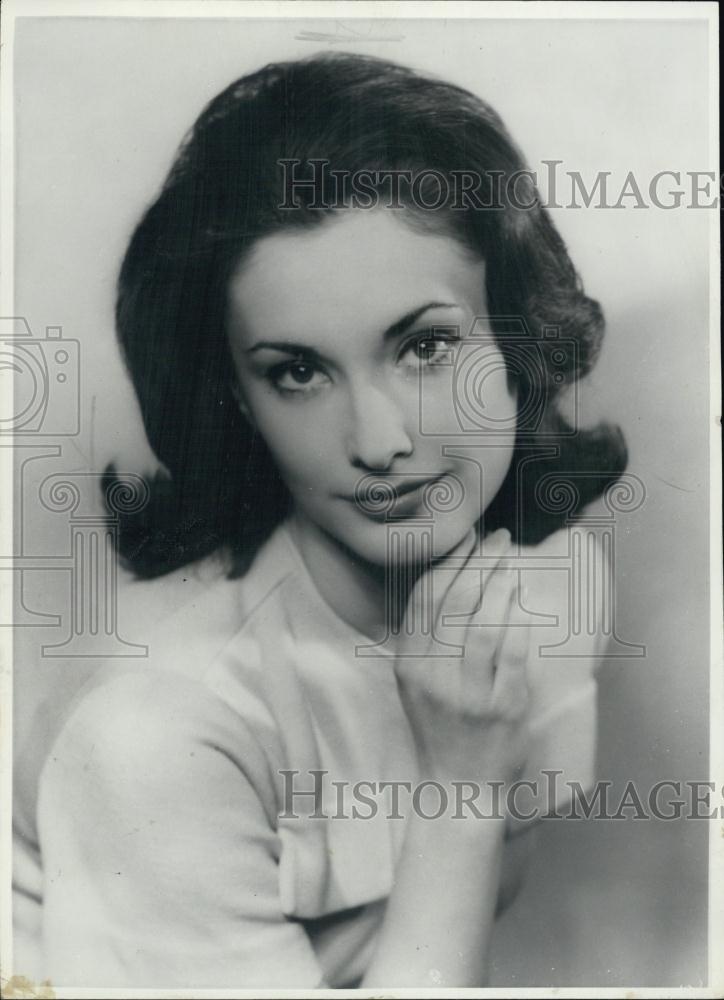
top-left (346, 381), bottom-right (413, 472)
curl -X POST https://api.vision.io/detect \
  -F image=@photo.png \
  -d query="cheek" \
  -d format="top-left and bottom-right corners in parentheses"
top-left (241, 390), bottom-right (335, 492)
top-left (418, 350), bottom-right (518, 434)
top-left (419, 364), bottom-right (516, 439)
top-left (431, 367), bottom-right (516, 514)
top-left (416, 368), bottom-right (460, 433)
top-left (478, 380), bottom-right (517, 508)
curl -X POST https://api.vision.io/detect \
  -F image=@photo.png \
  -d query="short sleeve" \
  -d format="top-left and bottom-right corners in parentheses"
top-left (36, 669), bottom-right (326, 989)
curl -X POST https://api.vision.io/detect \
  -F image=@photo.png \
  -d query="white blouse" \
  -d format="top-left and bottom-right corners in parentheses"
top-left (13, 521), bottom-right (601, 989)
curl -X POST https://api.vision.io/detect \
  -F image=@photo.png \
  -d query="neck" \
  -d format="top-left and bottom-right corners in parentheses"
top-left (289, 510), bottom-right (405, 642)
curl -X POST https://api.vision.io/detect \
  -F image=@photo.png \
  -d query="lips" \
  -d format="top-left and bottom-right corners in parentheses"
top-left (393, 475), bottom-right (443, 498)
top-left (386, 480), bottom-right (438, 516)
top-left (342, 474), bottom-right (447, 519)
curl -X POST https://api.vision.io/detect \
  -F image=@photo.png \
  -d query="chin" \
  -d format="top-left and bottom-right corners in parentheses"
top-left (337, 510), bottom-right (479, 568)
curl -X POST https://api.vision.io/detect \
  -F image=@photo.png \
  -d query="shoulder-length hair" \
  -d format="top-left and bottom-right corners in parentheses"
top-left (105, 51), bottom-right (627, 579)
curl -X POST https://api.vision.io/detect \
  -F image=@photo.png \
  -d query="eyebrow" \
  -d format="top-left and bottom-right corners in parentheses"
top-left (245, 301), bottom-right (460, 355)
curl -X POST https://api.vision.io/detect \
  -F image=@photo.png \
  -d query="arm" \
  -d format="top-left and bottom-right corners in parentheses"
top-left (362, 528), bottom-right (605, 986)
top-left (497, 825), bottom-right (536, 916)
top-left (362, 793), bottom-right (535, 988)
top-left (361, 528), bottom-right (531, 988)
top-left (362, 794), bottom-right (507, 988)
top-left (37, 669), bottom-right (327, 989)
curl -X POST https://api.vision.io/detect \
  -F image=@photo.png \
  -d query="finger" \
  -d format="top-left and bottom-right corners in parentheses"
top-left (441, 536), bottom-right (514, 638)
top-left (404, 525), bottom-right (479, 634)
top-left (478, 525), bottom-right (514, 590)
top-left (436, 527), bottom-right (512, 627)
top-left (442, 565), bottom-right (515, 696)
top-left (492, 586), bottom-right (532, 712)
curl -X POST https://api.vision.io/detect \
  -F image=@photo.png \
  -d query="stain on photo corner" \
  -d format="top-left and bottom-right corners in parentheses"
top-left (1, 976), bottom-right (55, 999)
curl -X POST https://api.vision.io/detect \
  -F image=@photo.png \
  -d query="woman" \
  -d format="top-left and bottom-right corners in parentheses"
top-left (13, 52), bottom-right (626, 988)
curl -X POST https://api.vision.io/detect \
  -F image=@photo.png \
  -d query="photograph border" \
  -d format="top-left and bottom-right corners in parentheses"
top-left (0, 2), bottom-right (720, 997)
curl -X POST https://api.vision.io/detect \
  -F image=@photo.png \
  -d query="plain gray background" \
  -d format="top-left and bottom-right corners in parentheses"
top-left (12, 14), bottom-right (713, 986)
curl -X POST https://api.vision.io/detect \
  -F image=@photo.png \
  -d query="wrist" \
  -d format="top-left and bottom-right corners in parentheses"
top-left (405, 782), bottom-right (507, 848)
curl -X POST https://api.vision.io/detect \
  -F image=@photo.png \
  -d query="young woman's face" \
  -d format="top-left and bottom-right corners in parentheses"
top-left (227, 209), bottom-right (517, 564)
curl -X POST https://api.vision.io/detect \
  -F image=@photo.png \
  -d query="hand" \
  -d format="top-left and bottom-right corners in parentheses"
top-left (394, 526), bottom-right (531, 789)
top-left (364, 526), bottom-right (530, 988)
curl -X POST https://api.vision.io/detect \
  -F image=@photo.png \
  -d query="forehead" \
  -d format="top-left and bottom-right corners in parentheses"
top-left (227, 209), bottom-right (486, 344)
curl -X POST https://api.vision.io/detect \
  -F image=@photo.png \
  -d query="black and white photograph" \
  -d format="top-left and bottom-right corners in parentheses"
top-left (1, 1), bottom-right (721, 995)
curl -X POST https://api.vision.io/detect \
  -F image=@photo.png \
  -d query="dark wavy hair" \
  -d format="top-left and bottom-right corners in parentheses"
top-left (105, 51), bottom-right (627, 579)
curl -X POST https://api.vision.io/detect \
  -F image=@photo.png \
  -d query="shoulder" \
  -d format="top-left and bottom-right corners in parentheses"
top-left (114, 525), bottom-right (300, 682)
top-left (46, 524), bottom-right (309, 775)
top-left (115, 554), bottom-right (244, 660)
top-left (21, 527), bottom-right (304, 836)
top-left (510, 527), bottom-right (605, 827)
top-left (515, 526), bottom-right (606, 721)
top-left (38, 666), bottom-right (277, 827)
top-left (517, 524), bottom-right (607, 646)
top-left (517, 522), bottom-right (607, 589)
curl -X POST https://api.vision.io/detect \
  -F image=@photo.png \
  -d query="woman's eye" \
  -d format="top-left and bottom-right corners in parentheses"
top-left (269, 360), bottom-right (330, 395)
top-left (402, 333), bottom-right (458, 367)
